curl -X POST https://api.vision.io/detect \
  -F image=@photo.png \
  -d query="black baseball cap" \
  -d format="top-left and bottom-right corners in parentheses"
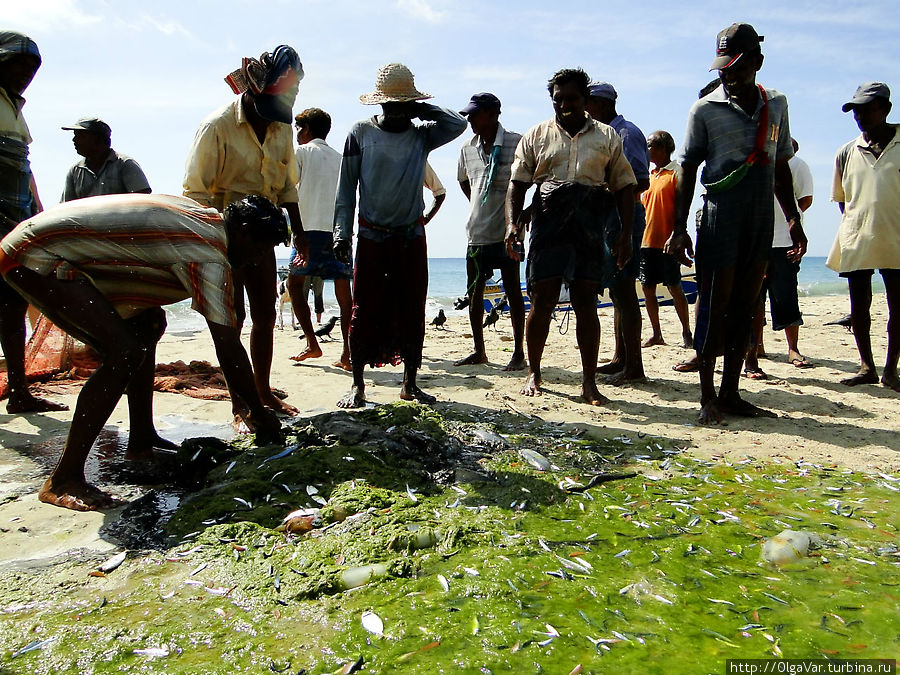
top-left (460, 92), bottom-right (501, 116)
top-left (61, 117), bottom-right (111, 139)
top-left (842, 82), bottom-right (891, 112)
top-left (710, 23), bottom-right (764, 71)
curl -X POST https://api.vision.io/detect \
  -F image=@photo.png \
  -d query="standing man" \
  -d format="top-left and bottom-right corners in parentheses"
top-left (333, 63), bottom-right (466, 408)
top-left (585, 82), bottom-right (650, 384)
top-left (184, 45), bottom-right (305, 423)
top-left (61, 117), bottom-right (151, 201)
top-left (286, 107), bottom-right (352, 370)
top-left (506, 68), bottom-right (636, 405)
top-left (0, 31), bottom-right (66, 413)
top-left (827, 82), bottom-right (899, 392)
top-left (665, 23), bottom-right (806, 424)
top-left (640, 130), bottom-right (693, 348)
top-left (744, 137), bottom-right (813, 378)
top-left (454, 92), bottom-right (525, 370)
top-left (0, 194), bottom-right (284, 511)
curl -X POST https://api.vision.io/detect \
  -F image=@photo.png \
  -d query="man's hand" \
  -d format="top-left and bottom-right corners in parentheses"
top-left (505, 225), bottom-right (522, 262)
top-left (613, 231), bottom-right (633, 270)
top-left (664, 231), bottom-right (694, 268)
top-left (292, 232), bottom-right (309, 268)
top-left (248, 407), bottom-right (284, 445)
top-left (333, 239), bottom-right (352, 265)
top-left (786, 219), bottom-right (807, 263)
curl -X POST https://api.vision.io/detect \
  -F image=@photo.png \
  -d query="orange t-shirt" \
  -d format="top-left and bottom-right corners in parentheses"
top-left (641, 162), bottom-right (677, 249)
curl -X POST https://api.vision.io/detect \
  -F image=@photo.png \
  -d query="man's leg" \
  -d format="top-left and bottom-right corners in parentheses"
top-left (642, 283), bottom-right (664, 347)
top-left (6, 269), bottom-right (149, 510)
top-left (521, 277), bottom-right (561, 397)
top-left (880, 270), bottom-right (900, 392)
top-left (399, 236), bottom-right (434, 403)
top-left (570, 279), bottom-right (607, 405)
top-left (333, 278), bottom-right (353, 371)
top-left (123, 308), bottom-right (179, 460)
top-left (243, 251), bottom-right (298, 414)
top-left (668, 283), bottom-right (693, 348)
top-left (287, 273), bottom-right (322, 361)
top-left (744, 295), bottom-right (767, 379)
top-left (500, 260), bottom-right (526, 371)
top-left (454, 255), bottom-right (488, 366)
top-left (0, 278), bottom-right (67, 413)
top-left (694, 266), bottom-right (737, 424)
top-left (843, 272), bottom-right (879, 385)
top-left (718, 259), bottom-right (776, 418)
top-left (312, 278), bottom-right (325, 324)
top-left (603, 277), bottom-right (644, 384)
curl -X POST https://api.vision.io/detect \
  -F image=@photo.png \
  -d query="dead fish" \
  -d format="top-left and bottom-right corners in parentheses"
top-left (361, 610), bottom-right (384, 635)
top-left (225, 461), bottom-right (237, 475)
top-left (707, 598), bottom-right (735, 606)
top-left (233, 497), bottom-right (252, 509)
top-left (310, 495), bottom-right (328, 506)
top-left (450, 485), bottom-right (468, 495)
top-left (11, 637), bottom-right (57, 659)
top-left (133, 646), bottom-right (170, 658)
top-left (306, 485), bottom-right (319, 496)
top-left (519, 448), bottom-right (551, 472)
top-left (653, 594), bottom-right (674, 605)
top-left (463, 567), bottom-right (480, 576)
top-left (189, 563), bottom-right (207, 577)
top-left (437, 574), bottom-right (450, 592)
top-left (406, 484), bottom-right (418, 503)
top-left (614, 549), bottom-right (630, 558)
top-left (761, 592), bottom-right (790, 606)
top-left (258, 444), bottom-right (300, 468)
top-left (99, 551), bottom-right (127, 573)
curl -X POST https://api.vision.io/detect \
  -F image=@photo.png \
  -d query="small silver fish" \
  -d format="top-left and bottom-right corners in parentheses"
top-left (225, 461), bottom-right (237, 475)
top-left (361, 610), bottom-right (384, 635)
top-left (133, 647), bottom-right (170, 658)
top-left (189, 563), bottom-right (207, 577)
top-left (11, 637), bottom-right (57, 659)
top-left (99, 551), bottom-right (127, 573)
top-left (406, 484), bottom-right (418, 503)
top-left (233, 497), bottom-right (252, 509)
top-left (437, 574), bottom-right (450, 592)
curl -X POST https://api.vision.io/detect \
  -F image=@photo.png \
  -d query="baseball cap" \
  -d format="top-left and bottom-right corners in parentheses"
top-left (842, 82), bottom-right (891, 112)
top-left (61, 117), bottom-right (111, 139)
top-left (459, 92), bottom-right (501, 115)
top-left (588, 82), bottom-right (617, 101)
top-left (710, 23), bottom-right (764, 71)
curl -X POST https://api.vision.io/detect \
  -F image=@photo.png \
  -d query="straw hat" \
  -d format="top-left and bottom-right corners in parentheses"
top-left (359, 63), bottom-right (432, 105)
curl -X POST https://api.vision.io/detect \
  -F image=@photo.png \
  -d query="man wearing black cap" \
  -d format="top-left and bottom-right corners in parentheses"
top-left (665, 23), bottom-right (806, 424)
top-left (61, 117), bottom-right (150, 201)
top-left (827, 82), bottom-right (900, 392)
top-left (0, 30), bottom-right (67, 413)
top-left (184, 45), bottom-right (306, 425)
top-left (455, 92), bottom-right (525, 370)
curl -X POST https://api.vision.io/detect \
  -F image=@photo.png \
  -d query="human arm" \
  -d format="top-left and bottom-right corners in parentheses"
top-left (182, 121), bottom-right (221, 208)
top-left (121, 158), bottom-right (152, 194)
top-left (29, 175), bottom-right (42, 213)
top-left (416, 103), bottom-right (468, 151)
top-left (613, 184), bottom-right (634, 269)
top-left (422, 161), bottom-right (446, 225)
top-left (333, 131), bottom-right (360, 247)
top-left (459, 180), bottom-right (471, 201)
top-left (664, 161), bottom-right (698, 266)
top-left (774, 157), bottom-right (806, 263)
top-left (282, 202), bottom-right (308, 266)
top-left (206, 320), bottom-right (283, 443)
top-left (423, 193), bottom-right (445, 225)
top-left (60, 168), bottom-right (76, 203)
top-left (505, 180), bottom-right (530, 261)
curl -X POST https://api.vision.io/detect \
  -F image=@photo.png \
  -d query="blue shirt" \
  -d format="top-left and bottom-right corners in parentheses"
top-left (609, 114), bottom-right (649, 182)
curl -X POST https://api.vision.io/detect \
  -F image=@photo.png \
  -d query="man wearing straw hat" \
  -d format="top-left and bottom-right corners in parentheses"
top-left (184, 45), bottom-right (305, 427)
top-left (333, 63), bottom-right (466, 408)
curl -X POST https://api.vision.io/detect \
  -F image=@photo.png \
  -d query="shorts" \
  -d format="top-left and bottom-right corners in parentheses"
top-left (467, 242), bottom-right (520, 283)
top-left (839, 268), bottom-right (900, 279)
top-left (695, 165), bottom-right (774, 271)
top-left (603, 201), bottom-right (646, 287)
top-left (763, 247), bottom-right (801, 331)
top-left (289, 230), bottom-right (352, 280)
top-left (639, 247), bottom-right (682, 287)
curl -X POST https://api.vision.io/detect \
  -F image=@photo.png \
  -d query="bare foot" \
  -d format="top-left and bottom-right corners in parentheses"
top-left (841, 369), bottom-right (879, 386)
top-left (337, 385), bottom-right (366, 408)
top-left (400, 384), bottom-right (436, 404)
top-left (7, 394), bottom-right (69, 414)
top-left (454, 352), bottom-right (488, 367)
top-left (38, 478), bottom-right (125, 512)
top-left (881, 371), bottom-right (900, 392)
top-left (673, 357), bottom-right (699, 373)
top-left (682, 333), bottom-right (694, 349)
top-left (520, 373), bottom-right (542, 397)
top-left (232, 412), bottom-right (252, 435)
top-left (642, 335), bottom-right (665, 348)
top-left (262, 393), bottom-right (299, 416)
top-left (332, 360), bottom-right (353, 372)
top-left (698, 398), bottom-right (724, 425)
top-left (718, 392), bottom-right (777, 418)
top-left (602, 370), bottom-right (646, 386)
top-left (125, 433), bottom-right (179, 460)
top-left (581, 380), bottom-right (609, 406)
top-left (502, 353), bottom-right (527, 372)
top-left (290, 346), bottom-right (323, 362)
top-left (596, 359), bottom-right (623, 375)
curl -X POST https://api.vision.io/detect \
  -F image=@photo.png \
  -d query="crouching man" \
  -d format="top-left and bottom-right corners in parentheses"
top-left (0, 193), bottom-right (284, 511)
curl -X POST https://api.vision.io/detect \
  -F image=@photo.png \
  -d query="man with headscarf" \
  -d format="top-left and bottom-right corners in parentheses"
top-left (0, 31), bottom-right (67, 413)
top-left (184, 45), bottom-right (305, 426)
top-left (333, 63), bottom-right (466, 408)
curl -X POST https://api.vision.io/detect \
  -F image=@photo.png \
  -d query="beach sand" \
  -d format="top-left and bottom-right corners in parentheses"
top-left (0, 293), bottom-right (896, 565)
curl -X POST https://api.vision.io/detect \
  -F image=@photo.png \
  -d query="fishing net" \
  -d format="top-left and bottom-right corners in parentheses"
top-left (0, 314), bottom-right (99, 398)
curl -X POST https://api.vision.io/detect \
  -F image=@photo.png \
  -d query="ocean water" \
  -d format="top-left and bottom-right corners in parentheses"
top-left (163, 255), bottom-right (877, 334)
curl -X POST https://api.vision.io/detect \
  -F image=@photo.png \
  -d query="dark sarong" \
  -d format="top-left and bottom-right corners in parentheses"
top-left (350, 233), bottom-right (428, 368)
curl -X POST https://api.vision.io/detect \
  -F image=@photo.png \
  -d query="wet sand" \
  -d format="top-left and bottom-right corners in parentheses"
top-left (0, 293), bottom-right (897, 566)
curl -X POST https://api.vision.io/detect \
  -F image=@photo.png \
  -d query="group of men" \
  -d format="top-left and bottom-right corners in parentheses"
top-left (0, 24), bottom-right (897, 513)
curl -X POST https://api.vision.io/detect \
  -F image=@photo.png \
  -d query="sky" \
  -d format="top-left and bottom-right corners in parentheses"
top-left (5, 0), bottom-right (899, 258)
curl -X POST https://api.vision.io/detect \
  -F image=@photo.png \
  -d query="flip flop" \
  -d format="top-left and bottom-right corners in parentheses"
top-left (744, 366), bottom-right (767, 380)
top-left (790, 357), bottom-right (812, 368)
top-left (672, 360), bottom-right (699, 373)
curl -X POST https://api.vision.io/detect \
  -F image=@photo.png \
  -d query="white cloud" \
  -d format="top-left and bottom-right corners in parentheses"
top-left (395, 0), bottom-right (446, 23)
top-left (4, 0), bottom-right (101, 31)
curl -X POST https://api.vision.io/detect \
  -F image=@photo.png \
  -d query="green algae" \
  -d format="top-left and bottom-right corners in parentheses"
top-left (2, 404), bottom-right (899, 674)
